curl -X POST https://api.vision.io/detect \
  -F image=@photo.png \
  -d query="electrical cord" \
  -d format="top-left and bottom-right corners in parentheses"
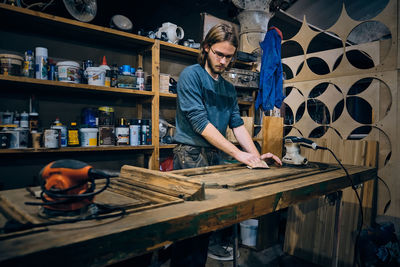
top-left (1, 204), bottom-right (126, 234)
top-left (24, 176), bottom-right (110, 206)
top-left (315, 145), bottom-right (364, 267)
top-left (377, 176), bottom-right (391, 214)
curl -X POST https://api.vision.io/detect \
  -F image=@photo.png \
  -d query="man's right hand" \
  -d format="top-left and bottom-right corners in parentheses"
top-left (235, 151), bottom-right (267, 168)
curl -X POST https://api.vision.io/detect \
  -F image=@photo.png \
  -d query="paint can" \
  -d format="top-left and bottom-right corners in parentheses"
top-left (98, 126), bottom-right (115, 146)
top-left (115, 118), bottom-right (129, 146)
top-left (81, 108), bottom-right (97, 127)
top-left (0, 53), bottom-right (23, 76)
top-left (7, 127), bottom-right (29, 149)
top-left (44, 128), bottom-right (60, 148)
top-left (56, 61), bottom-right (81, 83)
top-left (80, 128), bottom-right (98, 147)
top-left (0, 132), bottom-right (11, 149)
top-left (85, 66), bottom-right (106, 86)
top-left (98, 106), bottom-right (114, 126)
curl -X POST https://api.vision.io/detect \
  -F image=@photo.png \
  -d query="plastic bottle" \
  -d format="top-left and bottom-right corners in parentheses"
top-left (67, 122), bottom-right (80, 147)
top-left (20, 111), bottom-right (29, 128)
top-left (51, 117), bottom-right (68, 147)
top-left (35, 47), bottom-right (48, 80)
top-left (99, 56), bottom-right (111, 71)
top-left (23, 50), bottom-right (34, 78)
top-left (13, 111), bottom-right (20, 126)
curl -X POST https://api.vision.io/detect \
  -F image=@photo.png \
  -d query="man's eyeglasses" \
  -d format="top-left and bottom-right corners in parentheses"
top-left (210, 47), bottom-right (235, 62)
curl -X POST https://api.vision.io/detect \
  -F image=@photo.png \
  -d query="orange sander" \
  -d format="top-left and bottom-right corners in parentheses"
top-left (26, 159), bottom-right (119, 212)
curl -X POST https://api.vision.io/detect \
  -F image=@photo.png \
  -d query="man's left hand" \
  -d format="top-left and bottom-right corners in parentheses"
top-left (260, 152), bottom-right (282, 166)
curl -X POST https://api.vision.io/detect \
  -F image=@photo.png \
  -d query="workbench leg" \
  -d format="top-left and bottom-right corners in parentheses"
top-left (331, 191), bottom-right (343, 267)
top-left (233, 223), bottom-right (238, 267)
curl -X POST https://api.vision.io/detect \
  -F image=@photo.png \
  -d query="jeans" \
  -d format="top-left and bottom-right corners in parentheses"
top-left (170, 144), bottom-right (221, 267)
top-left (173, 144), bottom-right (221, 169)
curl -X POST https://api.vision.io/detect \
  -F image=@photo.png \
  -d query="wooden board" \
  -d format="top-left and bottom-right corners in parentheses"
top-left (0, 164), bottom-right (377, 267)
top-left (0, 165), bottom-right (204, 237)
top-left (173, 162), bottom-right (338, 189)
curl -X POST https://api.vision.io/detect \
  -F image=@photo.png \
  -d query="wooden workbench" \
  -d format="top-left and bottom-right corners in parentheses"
top-left (0, 164), bottom-right (376, 267)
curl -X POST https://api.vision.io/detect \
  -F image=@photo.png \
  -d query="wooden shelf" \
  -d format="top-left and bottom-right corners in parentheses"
top-left (160, 41), bottom-right (199, 58)
top-left (0, 75), bottom-right (155, 97)
top-left (159, 92), bottom-right (177, 98)
top-left (0, 3), bottom-right (154, 50)
top-left (0, 145), bottom-right (155, 154)
top-left (160, 144), bottom-right (177, 149)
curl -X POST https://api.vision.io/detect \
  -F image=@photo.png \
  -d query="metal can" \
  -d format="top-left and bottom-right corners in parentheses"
top-left (44, 129), bottom-right (60, 148)
top-left (7, 127), bottom-right (29, 149)
top-left (129, 119), bottom-right (141, 146)
top-left (98, 126), bottom-right (115, 146)
top-left (48, 63), bottom-right (57, 80)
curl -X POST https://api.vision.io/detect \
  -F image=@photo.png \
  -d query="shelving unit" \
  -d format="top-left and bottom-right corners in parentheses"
top-left (0, 3), bottom-right (200, 189)
top-left (0, 3), bottom-right (259, 189)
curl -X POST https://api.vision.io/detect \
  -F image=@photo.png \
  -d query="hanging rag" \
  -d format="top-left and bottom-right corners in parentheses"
top-left (255, 27), bottom-right (285, 111)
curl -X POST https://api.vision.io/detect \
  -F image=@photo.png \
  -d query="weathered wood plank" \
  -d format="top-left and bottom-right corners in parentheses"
top-left (119, 165), bottom-right (205, 201)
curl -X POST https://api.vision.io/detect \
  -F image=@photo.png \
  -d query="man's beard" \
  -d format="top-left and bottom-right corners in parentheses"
top-left (206, 54), bottom-right (226, 75)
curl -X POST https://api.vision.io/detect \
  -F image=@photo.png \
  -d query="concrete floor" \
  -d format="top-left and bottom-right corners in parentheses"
top-left (205, 244), bottom-right (320, 267)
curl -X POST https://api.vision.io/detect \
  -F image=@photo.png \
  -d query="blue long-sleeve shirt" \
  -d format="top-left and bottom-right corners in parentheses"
top-left (255, 28), bottom-right (284, 111)
top-left (174, 64), bottom-right (243, 147)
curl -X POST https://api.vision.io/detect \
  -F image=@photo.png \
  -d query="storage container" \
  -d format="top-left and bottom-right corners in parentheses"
top-left (0, 53), bottom-right (23, 76)
top-left (56, 61), bottom-right (81, 83)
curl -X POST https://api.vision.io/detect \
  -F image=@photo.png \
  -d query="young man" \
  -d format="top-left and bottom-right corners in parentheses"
top-left (174, 23), bottom-right (282, 170)
top-left (170, 24), bottom-right (282, 266)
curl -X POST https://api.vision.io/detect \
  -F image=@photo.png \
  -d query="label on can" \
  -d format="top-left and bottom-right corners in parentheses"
top-left (51, 125), bottom-right (67, 147)
top-left (99, 126), bottom-right (115, 146)
top-left (129, 125), bottom-right (140, 146)
top-left (44, 129), bottom-right (60, 148)
top-left (116, 127), bottom-right (129, 145)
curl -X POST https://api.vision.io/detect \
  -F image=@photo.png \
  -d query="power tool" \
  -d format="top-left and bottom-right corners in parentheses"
top-left (26, 159), bottom-right (119, 213)
top-left (282, 136), bottom-right (318, 166)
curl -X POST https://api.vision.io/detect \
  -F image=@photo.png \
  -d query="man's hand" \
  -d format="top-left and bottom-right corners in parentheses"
top-left (234, 151), bottom-right (270, 169)
top-left (261, 152), bottom-right (283, 166)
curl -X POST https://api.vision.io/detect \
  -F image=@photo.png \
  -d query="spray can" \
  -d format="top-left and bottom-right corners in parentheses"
top-left (136, 67), bottom-right (144, 90)
top-left (141, 119), bottom-right (151, 145)
top-left (35, 47), bottom-right (48, 80)
top-left (129, 119), bottom-right (141, 146)
top-left (51, 117), bottom-right (67, 147)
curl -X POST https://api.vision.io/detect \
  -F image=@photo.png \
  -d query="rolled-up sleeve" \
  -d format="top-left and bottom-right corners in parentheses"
top-left (177, 70), bottom-right (210, 134)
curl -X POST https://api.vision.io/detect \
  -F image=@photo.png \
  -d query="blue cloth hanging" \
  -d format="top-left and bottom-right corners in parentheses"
top-left (255, 27), bottom-right (284, 111)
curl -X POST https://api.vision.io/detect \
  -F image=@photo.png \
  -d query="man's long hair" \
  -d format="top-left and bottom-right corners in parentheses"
top-left (198, 23), bottom-right (239, 71)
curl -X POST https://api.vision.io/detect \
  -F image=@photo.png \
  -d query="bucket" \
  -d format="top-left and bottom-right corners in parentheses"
top-left (0, 53), bottom-right (23, 76)
top-left (85, 66), bottom-right (105, 86)
top-left (56, 61), bottom-right (81, 83)
top-left (240, 219), bottom-right (258, 247)
top-left (80, 128), bottom-right (98, 147)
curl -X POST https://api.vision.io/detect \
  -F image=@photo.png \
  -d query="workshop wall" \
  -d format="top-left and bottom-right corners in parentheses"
top-left (280, 0), bottom-right (399, 263)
